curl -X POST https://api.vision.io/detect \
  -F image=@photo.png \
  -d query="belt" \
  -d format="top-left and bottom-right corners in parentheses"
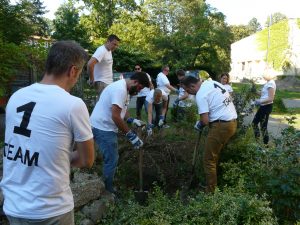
top-left (210, 119), bottom-right (236, 124)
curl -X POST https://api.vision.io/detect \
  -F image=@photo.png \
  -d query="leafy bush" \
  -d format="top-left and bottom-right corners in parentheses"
top-left (220, 123), bottom-right (300, 223)
top-left (101, 186), bottom-right (277, 225)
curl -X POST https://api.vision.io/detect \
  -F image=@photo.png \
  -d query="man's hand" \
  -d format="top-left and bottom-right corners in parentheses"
top-left (127, 117), bottom-right (145, 127)
top-left (194, 121), bottom-right (204, 131)
top-left (158, 115), bottom-right (165, 127)
top-left (126, 130), bottom-right (143, 149)
top-left (147, 123), bottom-right (154, 136)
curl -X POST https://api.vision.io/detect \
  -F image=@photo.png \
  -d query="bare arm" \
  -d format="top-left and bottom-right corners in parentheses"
top-left (87, 57), bottom-right (98, 83)
top-left (147, 102), bottom-right (153, 124)
top-left (112, 104), bottom-right (130, 134)
top-left (149, 81), bottom-right (154, 90)
top-left (71, 139), bottom-right (95, 168)
top-left (162, 100), bottom-right (168, 116)
top-left (166, 84), bottom-right (177, 92)
top-left (200, 113), bottom-right (209, 126)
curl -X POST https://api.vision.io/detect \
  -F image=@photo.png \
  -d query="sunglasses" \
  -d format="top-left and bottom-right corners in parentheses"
top-left (135, 67), bottom-right (141, 70)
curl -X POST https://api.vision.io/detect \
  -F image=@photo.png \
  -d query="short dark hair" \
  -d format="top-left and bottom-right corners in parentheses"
top-left (176, 69), bottom-right (185, 77)
top-left (45, 41), bottom-right (88, 77)
top-left (181, 76), bottom-right (199, 87)
top-left (131, 72), bottom-right (150, 88)
top-left (107, 34), bottom-right (121, 42)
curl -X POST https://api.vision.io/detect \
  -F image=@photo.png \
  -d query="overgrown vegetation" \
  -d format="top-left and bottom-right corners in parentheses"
top-left (89, 83), bottom-right (300, 224)
top-left (101, 186), bottom-right (277, 225)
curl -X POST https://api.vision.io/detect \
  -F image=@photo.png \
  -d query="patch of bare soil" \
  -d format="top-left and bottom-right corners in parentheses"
top-left (116, 131), bottom-right (205, 193)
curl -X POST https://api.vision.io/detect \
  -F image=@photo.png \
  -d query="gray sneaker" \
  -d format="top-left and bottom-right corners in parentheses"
top-left (163, 124), bottom-right (170, 129)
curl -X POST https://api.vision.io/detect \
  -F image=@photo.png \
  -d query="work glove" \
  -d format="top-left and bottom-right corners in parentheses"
top-left (174, 98), bottom-right (180, 105)
top-left (158, 115), bottom-right (165, 127)
top-left (194, 121), bottom-right (204, 131)
top-left (146, 124), bottom-right (154, 136)
top-left (87, 79), bottom-right (93, 86)
top-left (127, 117), bottom-right (145, 127)
top-left (126, 130), bottom-right (143, 149)
top-left (254, 99), bottom-right (262, 106)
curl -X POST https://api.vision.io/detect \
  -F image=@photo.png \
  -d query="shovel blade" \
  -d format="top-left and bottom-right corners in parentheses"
top-left (134, 190), bottom-right (149, 205)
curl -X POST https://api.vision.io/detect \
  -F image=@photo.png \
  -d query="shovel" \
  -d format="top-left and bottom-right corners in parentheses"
top-left (180, 130), bottom-right (202, 202)
top-left (134, 126), bottom-right (148, 205)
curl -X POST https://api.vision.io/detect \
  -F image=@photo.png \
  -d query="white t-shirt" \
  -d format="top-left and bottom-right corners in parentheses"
top-left (260, 80), bottom-right (276, 105)
top-left (1, 83), bottom-right (93, 219)
top-left (156, 72), bottom-right (171, 95)
top-left (92, 45), bottom-right (113, 84)
top-left (196, 80), bottom-right (237, 122)
top-left (146, 89), bottom-right (168, 104)
top-left (137, 73), bottom-right (152, 97)
top-left (90, 79), bottom-right (129, 132)
top-left (223, 84), bottom-right (233, 93)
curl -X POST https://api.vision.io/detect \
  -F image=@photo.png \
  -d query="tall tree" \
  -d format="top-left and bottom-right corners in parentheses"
top-left (229, 25), bottom-right (252, 43)
top-left (52, 0), bottom-right (91, 48)
top-left (265, 12), bottom-right (287, 27)
top-left (81, 0), bottom-right (137, 38)
top-left (0, 0), bottom-right (34, 44)
top-left (248, 17), bottom-right (262, 34)
top-left (19, 0), bottom-right (50, 36)
top-left (144, 0), bottom-right (232, 75)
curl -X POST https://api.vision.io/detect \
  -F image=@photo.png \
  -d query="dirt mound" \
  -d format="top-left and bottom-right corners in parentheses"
top-left (116, 131), bottom-right (206, 193)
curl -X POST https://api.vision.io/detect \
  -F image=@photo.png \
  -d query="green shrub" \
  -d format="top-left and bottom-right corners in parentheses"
top-left (220, 124), bottom-right (300, 223)
top-left (101, 186), bottom-right (277, 225)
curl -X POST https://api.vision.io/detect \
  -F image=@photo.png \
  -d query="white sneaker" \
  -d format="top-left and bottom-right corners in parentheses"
top-left (163, 125), bottom-right (170, 129)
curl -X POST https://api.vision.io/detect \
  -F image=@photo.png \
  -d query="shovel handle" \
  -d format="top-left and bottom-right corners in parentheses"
top-left (139, 148), bottom-right (144, 192)
top-left (192, 130), bottom-right (202, 169)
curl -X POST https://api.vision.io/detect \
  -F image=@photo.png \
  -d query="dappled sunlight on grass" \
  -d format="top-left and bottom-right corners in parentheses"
top-left (271, 113), bottom-right (300, 129)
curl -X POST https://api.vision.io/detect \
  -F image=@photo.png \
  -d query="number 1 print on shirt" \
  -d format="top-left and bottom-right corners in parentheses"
top-left (214, 83), bottom-right (226, 94)
top-left (13, 102), bottom-right (36, 137)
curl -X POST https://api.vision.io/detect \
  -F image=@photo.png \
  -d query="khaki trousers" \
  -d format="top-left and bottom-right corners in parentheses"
top-left (204, 120), bottom-right (237, 193)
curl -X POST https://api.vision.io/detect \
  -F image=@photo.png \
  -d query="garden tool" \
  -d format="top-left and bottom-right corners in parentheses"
top-left (180, 130), bottom-right (202, 202)
top-left (134, 126), bottom-right (148, 205)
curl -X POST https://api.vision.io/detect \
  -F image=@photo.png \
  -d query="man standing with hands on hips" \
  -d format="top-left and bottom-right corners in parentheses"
top-left (88, 34), bottom-right (120, 100)
top-left (90, 72), bottom-right (150, 194)
top-left (181, 76), bottom-right (237, 193)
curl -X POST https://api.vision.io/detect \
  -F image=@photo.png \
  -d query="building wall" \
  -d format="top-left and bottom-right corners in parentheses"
top-left (230, 18), bottom-right (300, 81)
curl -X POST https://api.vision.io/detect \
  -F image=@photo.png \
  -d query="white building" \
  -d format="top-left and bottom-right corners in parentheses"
top-left (230, 18), bottom-right (300, 82)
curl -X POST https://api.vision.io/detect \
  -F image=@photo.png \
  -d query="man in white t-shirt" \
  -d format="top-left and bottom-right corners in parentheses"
top-left (134, 64), bottom-right (154, 119)
top-left (1, 41), bottom-right (95, 224)
top-left (145, 89), bottom-right (168, 136)
top-left (181, 76), bottom-right (237, 193)
top-left (90, 72), bottom-right (150, 193)
top-left (88, 34), bottom-right (120, 100)
top-left (156, 65), bottom-right (179, 127)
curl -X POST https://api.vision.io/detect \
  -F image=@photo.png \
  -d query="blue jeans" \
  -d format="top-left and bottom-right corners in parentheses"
top-left (92, 128), bottom-right (118, 193)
